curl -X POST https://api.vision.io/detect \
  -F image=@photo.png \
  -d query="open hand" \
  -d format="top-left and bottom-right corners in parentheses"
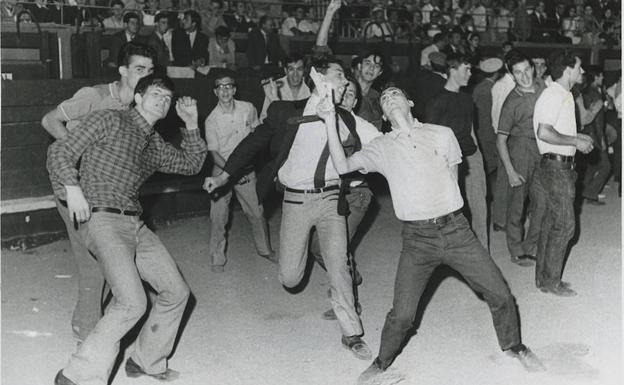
top-left (176, 96), bottom-right (199, 129)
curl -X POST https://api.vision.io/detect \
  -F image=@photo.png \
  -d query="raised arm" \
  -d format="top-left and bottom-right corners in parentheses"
top-left (315, 0), bottom-right (341, 48)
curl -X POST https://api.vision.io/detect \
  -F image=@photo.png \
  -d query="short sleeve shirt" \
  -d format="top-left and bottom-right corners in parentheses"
top-left (533, 81), bottom-right (577, 156)
top-left (59, 81), bottom-right (128, 132)
top-left (204, 100), bottom-right (260, 160)
top-left (498, 82), bottom-right (545, 138)
top-left (350, 120), bottom-right (464, 221)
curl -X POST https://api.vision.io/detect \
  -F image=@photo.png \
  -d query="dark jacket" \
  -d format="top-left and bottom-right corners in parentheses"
top-left (145, 32), bottom-right (171, 68)
top-left (105, 30), bottom-right (138, 69)
top-left (246, 27), bottom-right (286, 69)
top-left (171, 28), bottom-right (209, 66)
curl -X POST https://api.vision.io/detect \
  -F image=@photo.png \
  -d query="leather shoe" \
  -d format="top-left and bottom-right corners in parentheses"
top-left (510, 254), bottom-right (536, 267)
top-left (259, 251), bottom-right (279, 264)
top-left (539, 283), bottom-right (577, 297)
top-left (125, 357), bottom-right (180, 381)
top-left (321, 302), bottom-right (362, 320)
top-left (342, 335), bottom-right (372, 360)
top-left (506, 346), bottom-right (546, 372)
top-left (54, 370), bottom-right (77, 385)
top-left (357, 361), bottom-right (405, 385)
top-left (493, 223), bottom-right (506, 232)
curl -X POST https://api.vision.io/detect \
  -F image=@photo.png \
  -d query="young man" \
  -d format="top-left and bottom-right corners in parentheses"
top-left (496, 51), bottom-right (547, 267)
top-left (354, 50), bottom-right (384, 130)
top-left (49, 74), bottom-right (207, 385)
top-left (171, 10), bottom-right (210, 67)
top-left (316, 85), bottom-right (545, 385)
top-left (420, 32), bottom-right (447, 68)
top-left (105, 12), bottom-right (141, 72)
top-left (203, 73), bottom-right (275, 272)
top-left (532, 50), bottom-right (594, 297)
top-left (426, 53), bottom-right (489, 250)
top-left (259, 53), bottom-right (311, 122)
top-left (146, 12), bottom-right (173, 69)
top-left (41, 42), bottom-right (157, 343)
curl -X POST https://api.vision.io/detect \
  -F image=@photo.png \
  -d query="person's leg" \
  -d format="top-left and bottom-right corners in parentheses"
top-left (491, 157), bottom-right (510, 230)
top-left (464, 149), bottom-right (489, 249)
top-left (443, 214), bottom-right (521, 350)
top-left (56, 199), bottom-right (104, 341)
top-left (582, 149), bottom-right (612, 200)
top-left (376, 222), bottom-right (441, 368)
top-left (208, 189), bottom-right (233, 268)
top-left (523, 150), bottom-right (547, 257)
top-left (234, 173), bottom-right (273, 256)
top-left (62, 213), bottom-right (146, 385)
top-left (278, 191), bottom-right (315, 288)
top-left (505, 138), bottom-right (531, 260)
top-left (130, 223), bottom-right (190, 374)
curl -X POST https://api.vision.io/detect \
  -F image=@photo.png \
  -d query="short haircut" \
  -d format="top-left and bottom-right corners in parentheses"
top-left (505, 50), bottom-right (531, 72)
top-left (467, 32), bottom-right (480, 41)
top-left (154, 12), bottom-right (168, 23)
top-left (110, 0), bottom-right (125, 8)
top-left (502, 40), bottom-right (513, 48)
top-left (259, 15), bottom-right (269, 27)
top-left (118, 41), bottom-right (157, 67)
top-left (344, 73), bottom-right (362, 111)
top-left (123, 12), bottom-right (139, 24)
top-left (359, 49), bottom-right (385, 67)
top-left (380, 82), bottom-right (409, 98)
top-left (583, 64), bottom-right (602, 85)
top-left (459, 14), bottom-right (472, 25)
top-left (548, 50), bottom-right (579, 81)
top-left (214, 69), bottom-right (237, 87)
top-left (185, 10), bottom-right (202, 30)
top-left (134, 74), bottom-right (175, 96)
top-left (215, 25), bottom-right (231, 38)
top-left (306, 56), bottom-right (344, 91)
top-left (432, 32), bottom-right (446, 44)
top-left (445, 53), bottom-right (470, 75)
top-left (284, 52), bottom-right (305, 67)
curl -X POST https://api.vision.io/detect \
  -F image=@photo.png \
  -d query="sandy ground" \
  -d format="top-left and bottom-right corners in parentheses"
top-left (1, 185), bottom-right (622, 385)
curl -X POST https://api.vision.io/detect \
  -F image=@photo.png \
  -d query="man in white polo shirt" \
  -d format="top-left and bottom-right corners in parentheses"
top-left (317, 85), bottom-right (545, 384)
top-left (532, 50), bottom-right (594, 297)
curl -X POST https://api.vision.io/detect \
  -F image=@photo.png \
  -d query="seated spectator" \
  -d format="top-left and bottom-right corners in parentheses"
top-left (364, 6), bottom-right (393, 41)
top-left (388, 8), bottom-right (410, 40)
top-left (421, 32), bottom-right (448, 68)
top-left (421, 0), bottom-right (439, 24)
top-left (581, 4), bottom-right (601, 44)
top-left (145, 12), bottom-right (172, 69)
top-left (105, 12), bottom-right (141, 71)
top-left (300, 7), bottom-right (320, 35)
top-left (171, 9), bottom-right (209, 67)
top-left (530, 1), bottom-right (551, 42)
top-left (25, 0), bottom-right (57, 23)
top-left (259, 53), bottom-right (310, 121)
top-left (246, 15), bottom-right (286, 75)
top-left (455, 13), bottom-right (473, 40)
top-left (141, 0), bottom-right (160, 26)
top-left (207, 25), bottom-right (236, 69)
top-left (492, 0), bottom-right (514, 41)
top-left (562, 5), bottom-right (582, 44)
top-left (423, 10), bottom-right (445, 38)
top-left (200, 0), bottom-right (227, 37)
top-left (223, 1), bottom-right (254, 33)
top-left (103, 0), bottom-right (125, 29)
top-left (471, 0), bottom-right (487, 32)
top-left (281, 5), bottom-right (314, 36)
top-left (445, 29), bottom-right (465, 55)
top-left (123, 0), bottom-right (145, 11)
top-left (1, 0), bottom-right (23, 22)
top-left (410, 10), bottom-right (425, 42)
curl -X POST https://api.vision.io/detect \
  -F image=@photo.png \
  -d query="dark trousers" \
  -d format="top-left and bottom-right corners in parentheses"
top-left (533, 158), bottom-right (577, 288)
top-left (505, 137), bottom-right (546, 258)
top-left (582, 148), bottom-right (612, 200)
top-left (376, 213), bottom-right (520, 369)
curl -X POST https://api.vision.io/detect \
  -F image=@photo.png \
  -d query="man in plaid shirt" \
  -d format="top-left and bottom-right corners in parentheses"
top-left (49, 74), bottom-right (207, 385)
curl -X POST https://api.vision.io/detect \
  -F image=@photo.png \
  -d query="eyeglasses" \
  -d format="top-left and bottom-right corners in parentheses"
top-left (215, 83), bottom-right (236, 90)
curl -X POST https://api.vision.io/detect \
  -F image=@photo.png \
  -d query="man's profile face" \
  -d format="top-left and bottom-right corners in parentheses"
top-left (285, 60), bottom-right (305, 87)
top-left (214, 76), bottom-right (236, 103)
top-left (569, 57), bottom-right (584, 84)
top-left (512, 60), bottom-right (534, 89)
top-left (452, 63), bottom-right (472, 86)
top-left (138, 85), bottom-right (173, 120)
top-left (122, 55), bottom-right (155, 89)
top-left (358, 55), bottom-right (383, 83)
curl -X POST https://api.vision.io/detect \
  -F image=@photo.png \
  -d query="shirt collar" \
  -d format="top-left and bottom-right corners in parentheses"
top-left (130, 108), bottom-right (155, 137)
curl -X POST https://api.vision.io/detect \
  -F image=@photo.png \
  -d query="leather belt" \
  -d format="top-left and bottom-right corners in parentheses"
top-left (408, 209), bottom-right (463, 226)
top-left (543, 153), bottom-right (574, 163)
top-left (284, 185), bottom-right (340, 194)
top-left (59, 199), bottom-right (139, 217)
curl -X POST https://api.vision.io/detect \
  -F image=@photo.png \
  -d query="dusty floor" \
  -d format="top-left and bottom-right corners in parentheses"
top-left (1, 185), bottom-right (622, 385)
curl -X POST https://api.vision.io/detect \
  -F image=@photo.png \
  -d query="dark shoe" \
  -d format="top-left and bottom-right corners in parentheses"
top-left (125, 357), bottom-right (180, 381)
top-left (354, 269), bottom-right (363, 286)
top-left (321, 302), bottom-right (362, 320)
top-left (54, 370), bottom-right (77, 385)
top-left (259, 251), bottom-right (279, 264)
top-left (493, 223), bottom-right (506, 232)
top-left (341, 335), bottom-right (372, 360)
top-left (584, 197), bottom-right (606, 206)
top-left (511, 255), bottom-right (536, 267)
top-left (357, 361), bottom-right (405, 385)
top-left (506, 346), bottom-right (546, 372)
top-left (539, 283), bottom-right (577, 297)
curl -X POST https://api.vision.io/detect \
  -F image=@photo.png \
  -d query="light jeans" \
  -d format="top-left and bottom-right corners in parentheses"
top-left (63, 212), bottom-right (190, 385)
top-left (279, 189), bottom-right (363, 337)
top-left (208, 172), bottom-right (272, 267)
top-left (461, 148), bottom-right (489, 250)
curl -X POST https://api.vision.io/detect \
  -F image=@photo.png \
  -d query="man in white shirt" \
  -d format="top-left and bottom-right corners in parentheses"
top-left (259, 53), bottom-right (311, 122)
top-left (532, 50), bottom-right (594, 297)
top-left (316, 85), bottom-right (545, 385)
top-left (420, 32), bottom-right (448, 69)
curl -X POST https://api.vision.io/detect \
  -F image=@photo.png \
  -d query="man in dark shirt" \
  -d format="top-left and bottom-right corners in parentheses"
top-left (426, 53), bottom-right (489, 250)
top-left (49, 75), bottom-right (207, 385)
top-left (407, 51), bottom-right (447, 121)
top-left (353, 50), bottom-right (384, 130)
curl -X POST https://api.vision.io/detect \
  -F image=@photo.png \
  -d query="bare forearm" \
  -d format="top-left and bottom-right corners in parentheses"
top-left (316, 4), bottom-right (338, 46)
top-left (537, 123), bottom-right (577, 147)
top-left (41, 112), bottom-right (69, 140)
top-left (211, 151), bottom-right (227, 169)
top-left (496, 134), bottom-right (515, 176)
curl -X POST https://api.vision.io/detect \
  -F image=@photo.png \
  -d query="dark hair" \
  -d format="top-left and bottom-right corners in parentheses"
top-left (184, 10), bottom-right (202, 30)
top-left (123, 12), bottom-right (139, 24)
top-left (432, 32), bottom-right (446, 44)
top-left (134, 74), bottom-right (175, 96)
top-left (110, 0), bottom-right (125, 8)
top-left (305, 57), bottom-right (344, 91)
top-left (215, 25), bottom-right (231, 38)
top-left (214, 70), bottom-right (237, 87)
top-left (459, 14), bottom-right (472, 25)
top-left (284, 52), bottom-right (305, 67)
top-left (344, 74), bottom-right (362, 112)
top-left (358, 49), bottom-right (385, 67)
top-left (502, 40), bottom-right (513, 48)
top-left (548, 50), bottom-right (579, 81)
top-left (154, 12), bottom-right (168, 23)
top-left (259, 15), bottom-right (269, 27)
top-left (446, 53), bottom-right (470, 74)
top-left (467, 32), bottom-right (480, 42)
top-left (583, 64), bottom-right (602, 85)
top-left (118, 42), bottom-right (157, 67)
top-left (505, 50), bottom-right (531, 73)
top-left (380, 82), bottom-right (409, 98)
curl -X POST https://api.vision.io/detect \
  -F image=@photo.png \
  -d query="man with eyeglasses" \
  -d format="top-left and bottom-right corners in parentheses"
top-left (259, 53), bottom-right (311, 122)
top-left (203, 72), bottom-right (275, 272)
top-left (41, 42), bottom-right (157, 345)
top-left (49, 74), bottom-right (207, 385)
top-left (316, 85), bottom-right (546, 384)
